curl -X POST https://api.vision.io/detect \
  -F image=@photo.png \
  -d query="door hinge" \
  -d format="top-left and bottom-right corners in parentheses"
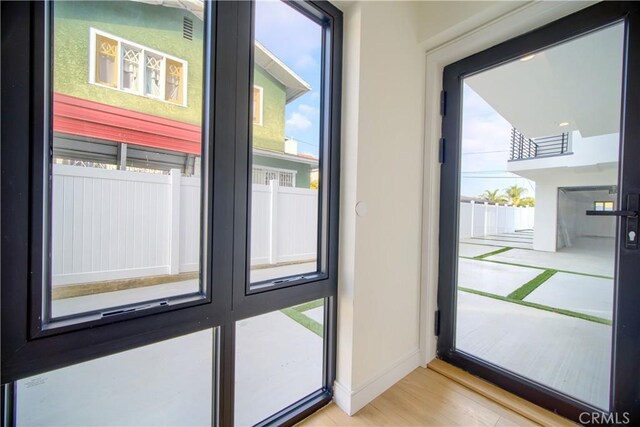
top-left (439, 138), bottom-right (445, 163)
top-left (440, 90), bottom-right (447, 116)
top-left (434, 309), bottom-right (441, 336)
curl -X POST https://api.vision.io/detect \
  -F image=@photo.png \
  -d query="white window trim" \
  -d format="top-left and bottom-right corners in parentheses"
top-left (88, 28), bottom-right (188, 107)
top-left (253, 85), bottom-right (264, 126)
top-left (252, 165), bottom-right (297, 187)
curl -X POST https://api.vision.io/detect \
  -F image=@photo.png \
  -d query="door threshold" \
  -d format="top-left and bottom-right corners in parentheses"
top-left (428, 359), bottom-right (575, 426)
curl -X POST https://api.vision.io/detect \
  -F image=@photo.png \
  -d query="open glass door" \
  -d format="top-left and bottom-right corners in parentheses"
top-left (438, 2), bottom-right (640, 421)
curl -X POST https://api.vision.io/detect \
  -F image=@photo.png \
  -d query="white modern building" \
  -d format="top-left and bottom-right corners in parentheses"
top-left (466, 23), bottom-right (623, 252)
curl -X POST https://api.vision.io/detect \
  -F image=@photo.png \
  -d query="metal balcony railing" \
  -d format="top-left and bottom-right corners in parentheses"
top-left (509, 128), bottom-right (570, 161)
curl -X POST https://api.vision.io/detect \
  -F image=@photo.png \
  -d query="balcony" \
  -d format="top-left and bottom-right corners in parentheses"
top-left (509, 128), bottom-right (570, 161)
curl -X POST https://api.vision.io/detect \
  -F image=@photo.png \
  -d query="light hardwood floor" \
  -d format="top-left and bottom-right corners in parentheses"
top-left (299, 362), bottom-right (574, 426)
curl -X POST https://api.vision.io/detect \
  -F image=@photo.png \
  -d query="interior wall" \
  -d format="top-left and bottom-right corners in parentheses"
top-left (334, 0), bottom-right (597, 417)
top-left (558, 189), bottom-right (616, 249)
top-left (335, 0), bottom-right (425, 414)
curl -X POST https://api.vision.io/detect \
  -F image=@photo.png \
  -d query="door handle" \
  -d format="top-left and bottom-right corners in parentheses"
top-left (585, 209), bottom-right (638, 217)
top-left (584, 194), bottom-right (639, 249)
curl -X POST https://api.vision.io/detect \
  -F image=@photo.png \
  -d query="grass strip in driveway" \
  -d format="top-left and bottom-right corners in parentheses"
top-left (507, 269), bottom-right (557, 300)
top-left (281, 307), bottom-right (323, 337)
top-left (459, 287), bottom-right (611, 325)
top-left (460, 256), bottom-right (614, 280)
top-left (280, 299), bottom-right (324, 338)
top-left (473, 246), bottom-right (513, 260)
top-left (291, 299), bottom-right (324, 312)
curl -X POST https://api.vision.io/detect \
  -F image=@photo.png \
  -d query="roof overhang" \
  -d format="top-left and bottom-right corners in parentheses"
top-left (465, 23), bottom-right (624, 139)
top-left (254, 41), bottom-right (312, 104)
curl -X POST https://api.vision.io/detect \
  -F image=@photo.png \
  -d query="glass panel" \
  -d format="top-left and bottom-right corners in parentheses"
top-left (456, 23), bottom-right (624, 410)
top-left (16, 328), bottom-right (214, 426)
top-left (122, 44), bottom-right (141, 92)
top-left (96, 35), bottom-right (117, 86)
top-left (235, 299), bottom-right (324, 426)
top-left (249, 0), bottom-right (322, 284)
top-left (50, 1), bottom-right (206, 319)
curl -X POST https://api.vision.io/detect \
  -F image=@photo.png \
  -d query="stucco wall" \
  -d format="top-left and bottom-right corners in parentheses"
top-left (253, 66), bottom-right (287, 152)
top-left (53, 1), bottom-right (204, 124)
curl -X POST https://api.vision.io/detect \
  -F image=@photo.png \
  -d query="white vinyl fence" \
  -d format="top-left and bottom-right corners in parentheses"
top-left (52, 165), bottom-right (317, 286)
top-left (250, 181), bottom-right (318, 266)
top-left (458, 200), bottom-right (534, 240)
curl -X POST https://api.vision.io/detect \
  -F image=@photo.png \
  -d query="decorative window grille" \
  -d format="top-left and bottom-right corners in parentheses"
top-left (252, 167), bottom-right (296, 187)
top-left (122, 45), bottom-right (141, 91)
top-left (166, 59), bottom-right (183, 104)
top-left (145, 54), bottom-right (163, 97)
top-left (96, 35), bottom-right (117, 86)
top-left (90, 28), bottom-right (187, 105)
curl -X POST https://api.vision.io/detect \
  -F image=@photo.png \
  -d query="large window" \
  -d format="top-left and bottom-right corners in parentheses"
top-left (90, 29), bottom-right (188, 106)
top-left (2, 1), bottom-right (342, 425)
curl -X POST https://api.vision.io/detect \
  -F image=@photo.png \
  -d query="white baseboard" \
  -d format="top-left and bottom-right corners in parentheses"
top-left (333, 349), bottom-right (421, 416)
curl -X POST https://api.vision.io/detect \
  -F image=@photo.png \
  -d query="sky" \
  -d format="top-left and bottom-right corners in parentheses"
top-left (254, 1), bottom-right (534, 192)
top-left (255, 0), bottom-right (322, 158)
top-left (461, 83), bottom-right (535, 199)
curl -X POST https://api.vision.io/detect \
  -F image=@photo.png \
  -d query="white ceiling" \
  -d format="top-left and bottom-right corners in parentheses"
top-left (465, 22), bottom-right (624, 139)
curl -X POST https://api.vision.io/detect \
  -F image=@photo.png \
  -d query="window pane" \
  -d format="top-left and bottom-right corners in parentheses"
top-left (235, 300), bottom-right (324, 426)
top-left (166, 59), bottom-right (183, 104)
top-left (96, 35), bottom-right (117, 86)
top-left (16, 329), bottom-right (214, 426)
top-left (249, 0), bottom-right (322, 284)
top-left (122, 45), bottom-right (141, 91)
top-left (50, 1), bottom-right (206, 319)
top-left (145, 53), bottom-right (163, 97)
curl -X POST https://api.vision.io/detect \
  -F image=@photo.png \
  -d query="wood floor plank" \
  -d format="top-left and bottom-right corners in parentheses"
top-left (413, 367), bottom-right (539, 425)
top-left (299, 361), bottom-right (574, 427)
top-left (428, 359), bottom-right (574, 426)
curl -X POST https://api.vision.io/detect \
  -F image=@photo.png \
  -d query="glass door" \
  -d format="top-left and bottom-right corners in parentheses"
top-left (438, 2), bottom-right (640, 421)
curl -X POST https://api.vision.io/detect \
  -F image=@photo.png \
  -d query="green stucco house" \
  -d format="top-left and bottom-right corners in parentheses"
top-left (52, 0), bottom-right (317, 188)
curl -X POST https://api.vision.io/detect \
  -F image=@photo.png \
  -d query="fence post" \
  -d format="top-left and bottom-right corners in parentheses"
top-left (470, 200), bottom-right (475, 237)
top-left (483, 202), bottom-right (489, 237)
top-left (268, 179), bottom-right (279, 265)
top-left (169, 169), bottom-right (181, 275)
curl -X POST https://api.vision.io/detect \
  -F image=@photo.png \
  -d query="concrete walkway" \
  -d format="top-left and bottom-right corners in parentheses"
top-left (18, 304), bottom-right (324, 426)
top-left (524, 272), bottom-right (613, 320)
top-left (456, 235), bottom-right (615, 410)
top-left (458, 258), bottom-right (540, 296)
top-left (457, 291), bottom-right (611, 410)
top-left (461, 229), bottom-right (534, 249)
top-left (487, 237), bottom-right (614, 277)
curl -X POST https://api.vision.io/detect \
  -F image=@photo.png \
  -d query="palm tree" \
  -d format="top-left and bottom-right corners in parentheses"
top-left (504, 185), bottom-right (527, 206)
top-left (479, 189), bottom-right (507, 204)
top-left (519, 196), bottom-right (535, 207)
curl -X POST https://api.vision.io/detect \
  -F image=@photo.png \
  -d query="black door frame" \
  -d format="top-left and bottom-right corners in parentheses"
top-left (437, 1), bottom-right (640, 422)
top-left (1, 1), bottom-right (342, 426)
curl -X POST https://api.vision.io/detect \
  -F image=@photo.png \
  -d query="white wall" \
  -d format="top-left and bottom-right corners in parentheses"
top-left (529, 166), bottom-right (617, 251)
top-left (333, 0), bottom-right (596, 417)
top-left (335, 0), bottom-right (425, 414)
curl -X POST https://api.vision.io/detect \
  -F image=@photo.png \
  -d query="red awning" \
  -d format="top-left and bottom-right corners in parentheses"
top-left (53, 93), bottom-right (202, 155)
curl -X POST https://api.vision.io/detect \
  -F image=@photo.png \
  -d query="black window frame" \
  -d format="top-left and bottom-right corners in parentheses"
top-left (1, 0), bottom-right (342, 425)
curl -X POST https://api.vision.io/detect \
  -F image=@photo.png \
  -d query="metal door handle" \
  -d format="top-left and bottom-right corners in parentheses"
top-left (584, 194), bottom-right (639, 249)
top-left (585, 210), bottom-right (638, 217)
